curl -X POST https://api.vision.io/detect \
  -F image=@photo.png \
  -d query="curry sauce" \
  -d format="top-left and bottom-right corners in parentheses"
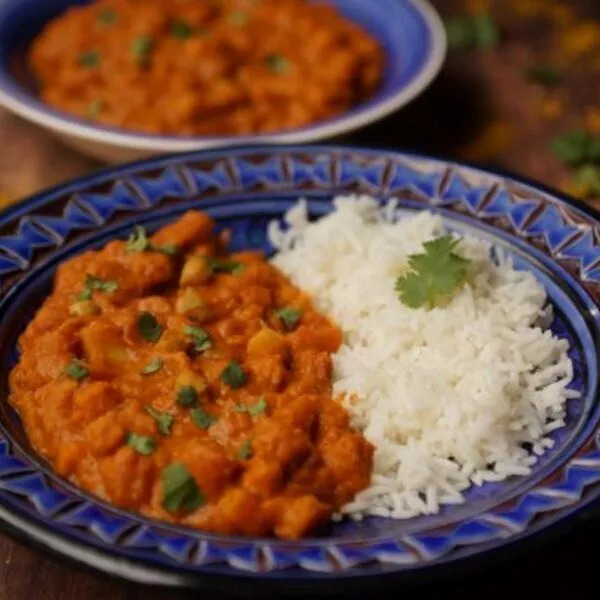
top-left (9, 211), bottom-right (373, 539)
top-left (30, 0), bottom-right (384, 136)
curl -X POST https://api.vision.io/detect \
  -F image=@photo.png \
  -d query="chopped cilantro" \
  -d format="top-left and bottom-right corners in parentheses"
top-left (126, 226), bottom-right (177, 256)
top-left (141, 356), bottom-right (163, 375)
top-left (170, 19), bottom-right (193, 39)
top-left (276, 307), bottom-right (302, 330)
top-left (131, 35), bottom-right (153, 67)
top-left (221, 360), bottom-right (247, 389)
top-left (138, 312), bottom-right (163, 343)
top-left (177, 385), bottom-right (198, 408)
top-left (183, 325), bottom-right (213, 353)
top-left (265, 53), bottom-right (290, 74)
top-left (77, 273), bottom-right (118, 301)
top-left (126, 432), bottom-right (156, 456)
top-left (87, 99), bottom-right (103, 118)
top-left (79, 50), bottom-right (100, 68)
top-left (98, 8), bottom-right (117, 25)
top-left (191, 407), bottom-right (217, 430)
top-left (145, 405), bottom-right (174, 435)
top-left (234, 397), bottom-right (267, 417)
top-left (229, 11), bottom-right (248, 26)
top-left (64, 358), bottom-right (89, 381)
top-left (162, 463), bottom-right (205, 513)
top-left (208, 258), bottom-right (246, 275)
top-left (237, 438), bottom-right (253, 460)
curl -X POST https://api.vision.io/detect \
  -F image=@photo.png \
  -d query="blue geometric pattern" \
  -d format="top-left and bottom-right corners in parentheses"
top-left (0, 147), bottom-right (599, 583)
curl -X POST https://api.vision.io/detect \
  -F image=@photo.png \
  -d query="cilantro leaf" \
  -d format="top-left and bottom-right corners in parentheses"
top-left (276, 307), bottom-right (302, 330)
top-left (234, 396), bottom-right (267, 417)
top-left (138, 312), bottom-right (163, 343)
top-left (98, 8), bottom-right (117, 25)
top-left (221, 360), bottom-right (247, 389)
top-left (395, 236), bottom-right (471, 309)
top-left (77, 273), bottom-right (118, 300)
top-left (237, 438), bottom-right (253, 460)
top-left (265, 53), bottom-right (290, 74)
top-left (183, 325), bottom-right (212, 353)
top-left (87, 99), bottom-right (103, 119)
top-left (157, 243), bottom-right (177, 256)
top-left (141, 356), bottom-right (163, 375)
top-left (126, 226), bottom-right (178, 256)
top-left (145, 405), bottom-right (174, 435)
top-left (191, 407), bottom-right (218, 430)
top-left (176, 385), bottom-right (198, 408)
top-left (131, 35), bottom-right (153, 67)
top-left (170, 19), bottom-right (193, 39)
top-left (79, 50), bottom-right (100, 68)
top-left (228, 11), bottom-right (248, 26)
top-left (126, 432), bottom-right (156, 456)
top-left (208, 258), bottom-right (245, 275)
top-left (162, 463), bottom-right (205, 513)
top-left (64, 358), bottom-right (89, 381)
top-left (126, 226), bottom-right (150, 252)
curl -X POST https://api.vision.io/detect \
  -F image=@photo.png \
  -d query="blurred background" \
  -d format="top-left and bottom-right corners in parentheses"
top-left (0, 0), bottom-right (598, 210)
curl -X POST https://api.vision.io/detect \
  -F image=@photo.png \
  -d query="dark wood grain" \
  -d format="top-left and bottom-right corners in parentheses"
top-left (0, 0), bottom-right (599, 598)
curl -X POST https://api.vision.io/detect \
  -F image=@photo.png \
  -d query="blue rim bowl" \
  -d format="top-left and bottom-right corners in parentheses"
top-left (0, 0), bottom-right (446, 162)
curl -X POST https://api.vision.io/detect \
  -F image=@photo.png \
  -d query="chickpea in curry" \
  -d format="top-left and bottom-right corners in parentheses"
top-left (29, 0), bottom-right (384, 136)
top-left (9, 211), bottom-right (373, 539)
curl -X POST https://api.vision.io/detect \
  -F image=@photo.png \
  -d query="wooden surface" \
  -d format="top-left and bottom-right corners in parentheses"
top-left (0, 0), bottom-right (599, 598)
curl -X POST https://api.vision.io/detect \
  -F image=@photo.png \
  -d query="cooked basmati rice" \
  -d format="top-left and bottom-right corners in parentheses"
top-left (269, 196), bottom-right (578, 519)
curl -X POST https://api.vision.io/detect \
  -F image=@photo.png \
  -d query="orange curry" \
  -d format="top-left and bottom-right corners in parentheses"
top-left (30, 0), bottom-right (384, 136)
top-left (9, 211), bottom-right (372, 539)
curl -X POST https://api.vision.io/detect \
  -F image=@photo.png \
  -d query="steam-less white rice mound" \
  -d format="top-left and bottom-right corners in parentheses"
top-left (269, 196), bottom-right (578, 520)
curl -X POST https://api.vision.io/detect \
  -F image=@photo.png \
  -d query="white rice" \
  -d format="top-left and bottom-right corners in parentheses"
top-left (269, 195), bottom-right (578, 519)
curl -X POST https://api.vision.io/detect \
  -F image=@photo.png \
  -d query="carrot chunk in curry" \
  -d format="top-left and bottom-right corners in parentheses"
top-left (9, 211), bottom-right (373, 539)
top-left (29, 0), bottom-right (384, 136)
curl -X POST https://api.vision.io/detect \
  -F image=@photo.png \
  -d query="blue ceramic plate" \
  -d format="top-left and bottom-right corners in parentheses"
top-left (0, 146), bottom-right (599, 593)
top-left (0, 0), bottom-right (445, 162)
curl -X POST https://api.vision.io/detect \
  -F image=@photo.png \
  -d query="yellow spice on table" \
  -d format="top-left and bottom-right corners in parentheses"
top-left (560, 21), bottom-right (600, 58)
top-left (539, 96), bottom-right (564, 121)
top-left (459, 119), bottom-right (513, 162)
top-left (585, 107), bottom-right (600, 135)
top-left (466, 0), bottom-right (491, 15)
top-left (563, 179), bottom-right (593, 200)
top-left (0, 191), bottom-right (15, 208)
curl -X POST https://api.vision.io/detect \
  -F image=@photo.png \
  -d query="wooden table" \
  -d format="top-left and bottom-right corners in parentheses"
top-left (0, 1), bottom-right (599, 597)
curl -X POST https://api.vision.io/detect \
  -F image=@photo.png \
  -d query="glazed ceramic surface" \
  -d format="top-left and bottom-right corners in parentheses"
top-left (0, 146), bottom-right (598, 590)
top-left (0, 0), bottom-right (445, 162)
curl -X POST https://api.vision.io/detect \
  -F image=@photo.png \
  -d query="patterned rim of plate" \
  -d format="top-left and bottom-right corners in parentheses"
top-left (0, 146), bottom-right (599, 589)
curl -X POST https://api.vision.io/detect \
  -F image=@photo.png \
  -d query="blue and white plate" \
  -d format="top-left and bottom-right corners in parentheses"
top-left (0, 146), bottom-right (598, 594)
top-left (0, 0), bottom-right (445, 162)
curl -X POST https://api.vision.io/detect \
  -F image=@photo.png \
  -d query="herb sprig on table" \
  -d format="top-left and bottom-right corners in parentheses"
top-left (445, 13), bottom-right (500, 51)
top-left (551, 130), bottom-right (600, 197)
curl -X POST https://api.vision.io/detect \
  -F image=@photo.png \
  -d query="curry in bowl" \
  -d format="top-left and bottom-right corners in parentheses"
top-left (9, 211), bottom-right (373, 539)
top-left (29, 0), bottom-right (384, 136)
